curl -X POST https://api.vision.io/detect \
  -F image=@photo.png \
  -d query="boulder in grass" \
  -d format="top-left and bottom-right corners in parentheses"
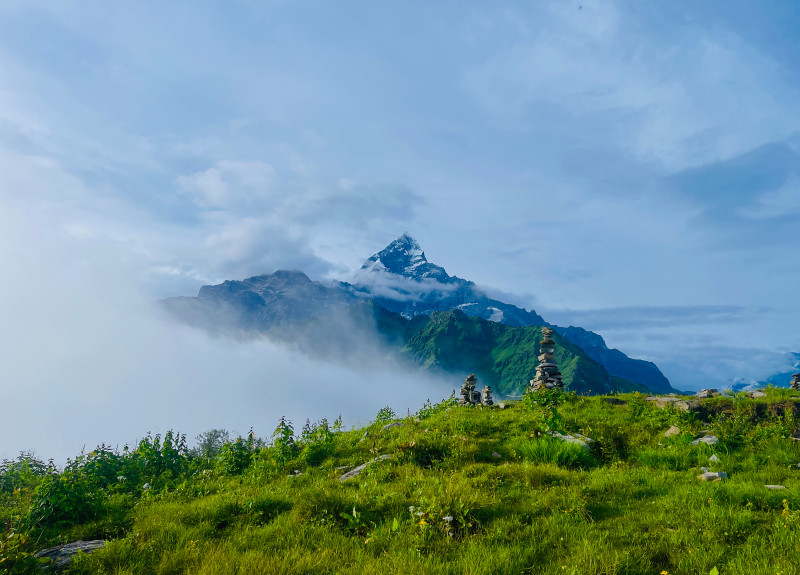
top-left (692, 435), bottom-right (719, 446)
top-left (697, 471), bottom-right (727, 481)
top-left (664, 426), bottom-right (681, 438)
top-left (548, 431), bottom-right (594, 450)
top-left (765, 484), bottom-right (786, 490)
top-left (36, 540), bottom-right (106, 570)
top-left (338, 454), bottom-right (391, 482)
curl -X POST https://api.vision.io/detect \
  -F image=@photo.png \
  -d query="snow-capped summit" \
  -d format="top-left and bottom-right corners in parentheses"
top-left (360, 233), bottom-right (451, 282)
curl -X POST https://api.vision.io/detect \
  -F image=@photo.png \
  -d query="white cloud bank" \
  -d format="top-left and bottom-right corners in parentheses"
top-left (0, 203), bottom-right (451, 463)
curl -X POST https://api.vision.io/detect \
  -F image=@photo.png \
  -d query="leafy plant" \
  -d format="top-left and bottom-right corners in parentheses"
top-left (417, 393), bottom-right (459, 420)
top-left (521, 388), bottom-right (565, 432)
top-left (217, 430), bottom-right (258, 476)
top-left (27, 467), bottom-right (103, 528)
top-left (193, 429), bottom-right (231, 458)
top-left (271, 417), bottom-right (298, 467)
top-left (0, 521), bottom-right (50, 573)
top-left (375, 406), bottom-right (396, 424)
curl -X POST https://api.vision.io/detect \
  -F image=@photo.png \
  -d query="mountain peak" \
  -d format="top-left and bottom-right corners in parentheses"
top-left (361, 234), bottom-right (452, 281)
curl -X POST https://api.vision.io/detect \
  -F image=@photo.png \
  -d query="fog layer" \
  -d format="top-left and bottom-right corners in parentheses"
top-left (0, 207), bottom-right (451, 463)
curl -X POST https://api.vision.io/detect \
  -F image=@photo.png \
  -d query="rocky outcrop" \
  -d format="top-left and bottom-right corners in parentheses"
top-left (338, 455), bottom-right (391, 482)
top-left (35, 540), bottom-right (105, 570)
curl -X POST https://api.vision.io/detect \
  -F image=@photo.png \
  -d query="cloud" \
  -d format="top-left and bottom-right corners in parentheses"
top-left (545, 305), bottom-right (766, 331)
top-left (349, 271), bottom-right (462, 302)
top-left (0, 202), bottom-right (451, 463)
top-left (460, 1), bottom-right (800, 169)
top-left (177, 160), bottom-right (276, 209)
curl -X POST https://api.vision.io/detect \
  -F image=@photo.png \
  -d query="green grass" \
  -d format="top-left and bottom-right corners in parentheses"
top-left (3, 387), bottom-right (800, 574)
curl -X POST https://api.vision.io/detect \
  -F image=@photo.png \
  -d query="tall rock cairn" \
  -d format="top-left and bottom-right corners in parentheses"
top-left (791, 373), bottom-right (800, 391)
top-left (530, 327), bottom-right (564, 391)
top-left (460, 374), bottom-right (478, 405)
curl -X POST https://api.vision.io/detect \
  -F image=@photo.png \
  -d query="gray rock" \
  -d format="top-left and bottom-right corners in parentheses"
top-left (748, 391), bottom-right (767, 399)
top-left (692, 435), bottom-right (719, 446)
top-left (491, 452), bottom-right (502, 459)
top-left (338, 455), bottom-right (391, 482)
top-left (696, 389), bottom-right (719, 399)
top-left (383, 422), bottom-right (404, 431)
top-left (360, 431), bottom-right (370, 442)
top-left (645, 396), bottom-right (694, 411)
top-left (548, 431), bottom-right (593, 450)
top-left (36, 540), bottom-right (106, 570)
top-left (709, 454), bottom-right (720, 462)
top-left (697, 471), bottom-right (727, 481)
top-left (765, 484), bottom-right (786, 490)
top-left (664, 426), bottom-right (681, 438)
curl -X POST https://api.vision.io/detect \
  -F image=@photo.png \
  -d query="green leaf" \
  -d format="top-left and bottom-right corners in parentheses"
top-left (710, 567), bottom-right (719, 575)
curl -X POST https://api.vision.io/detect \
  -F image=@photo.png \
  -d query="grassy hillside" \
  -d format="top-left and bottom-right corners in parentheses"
top-left (399, 309), bottom-right (621, 396)
top-left (3, 388), bottom-right (800, 574)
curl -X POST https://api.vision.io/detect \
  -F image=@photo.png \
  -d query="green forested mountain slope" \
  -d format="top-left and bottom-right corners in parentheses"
top-left (396, 309), bottom-right (630, 396)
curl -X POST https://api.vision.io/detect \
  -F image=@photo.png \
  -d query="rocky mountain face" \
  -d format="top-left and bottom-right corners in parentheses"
top-left (161, 234), bottom-right (675, 395)
top-left (351, 234), bottom-right (546, 326)
top-left (352, 234), bottom-right (674, 394)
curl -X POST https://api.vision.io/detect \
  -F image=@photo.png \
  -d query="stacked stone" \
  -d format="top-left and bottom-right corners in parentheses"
top-left (481, 385), bottom-right (494, 406)
top-left (791, 373), bottom-right (800, 391)
top-left (460, 374), bottom-right (477, 405)
top-left (530, 327), bottom-right (564, 391)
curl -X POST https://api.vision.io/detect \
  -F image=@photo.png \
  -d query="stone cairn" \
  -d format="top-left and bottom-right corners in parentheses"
top-left (460, 374), bottom-right (494, 406)
top-left (791, 373), bottom-right (800, 391)
top-left (530, 327), bottom-right (564, 391)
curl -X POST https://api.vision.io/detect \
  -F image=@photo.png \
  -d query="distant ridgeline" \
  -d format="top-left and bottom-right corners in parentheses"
top-left (162, 234), bottom-right (675, 396)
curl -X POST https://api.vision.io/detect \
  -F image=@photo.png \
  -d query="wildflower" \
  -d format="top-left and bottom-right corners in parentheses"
top-left (443, 516), bottom-right (453, 522)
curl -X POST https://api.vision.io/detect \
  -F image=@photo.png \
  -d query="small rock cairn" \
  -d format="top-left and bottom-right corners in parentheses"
top-left (530, 327), bottom-right (564, 391)
top-left (791, 373), bottom-right (800, 391)
top-left (460, 374), bottom-right (493, 406)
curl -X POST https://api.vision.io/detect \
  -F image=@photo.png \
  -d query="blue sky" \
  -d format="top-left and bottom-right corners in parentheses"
top-left (1, 0), bottom-right (799, 402)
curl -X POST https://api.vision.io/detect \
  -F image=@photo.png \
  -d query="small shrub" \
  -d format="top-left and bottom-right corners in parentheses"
top-left (271, 417), bottom-right (299, 467)
top-left (375, 406), bottom-right (396, 424)
top-left (0, 523), bottom-right (50, 572)
top-left (27, 469), bottom-right (104, 528)
top-left (217, 435), bottom-right (257, 476)
top-left (299, 418), bottom-right (336, 467)
top-left (192, 429), bottom-right (231, 458)
top-left (417, 393), bottom-right (459, 420)
top-left (0, 452), bottom-right (49, 494)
